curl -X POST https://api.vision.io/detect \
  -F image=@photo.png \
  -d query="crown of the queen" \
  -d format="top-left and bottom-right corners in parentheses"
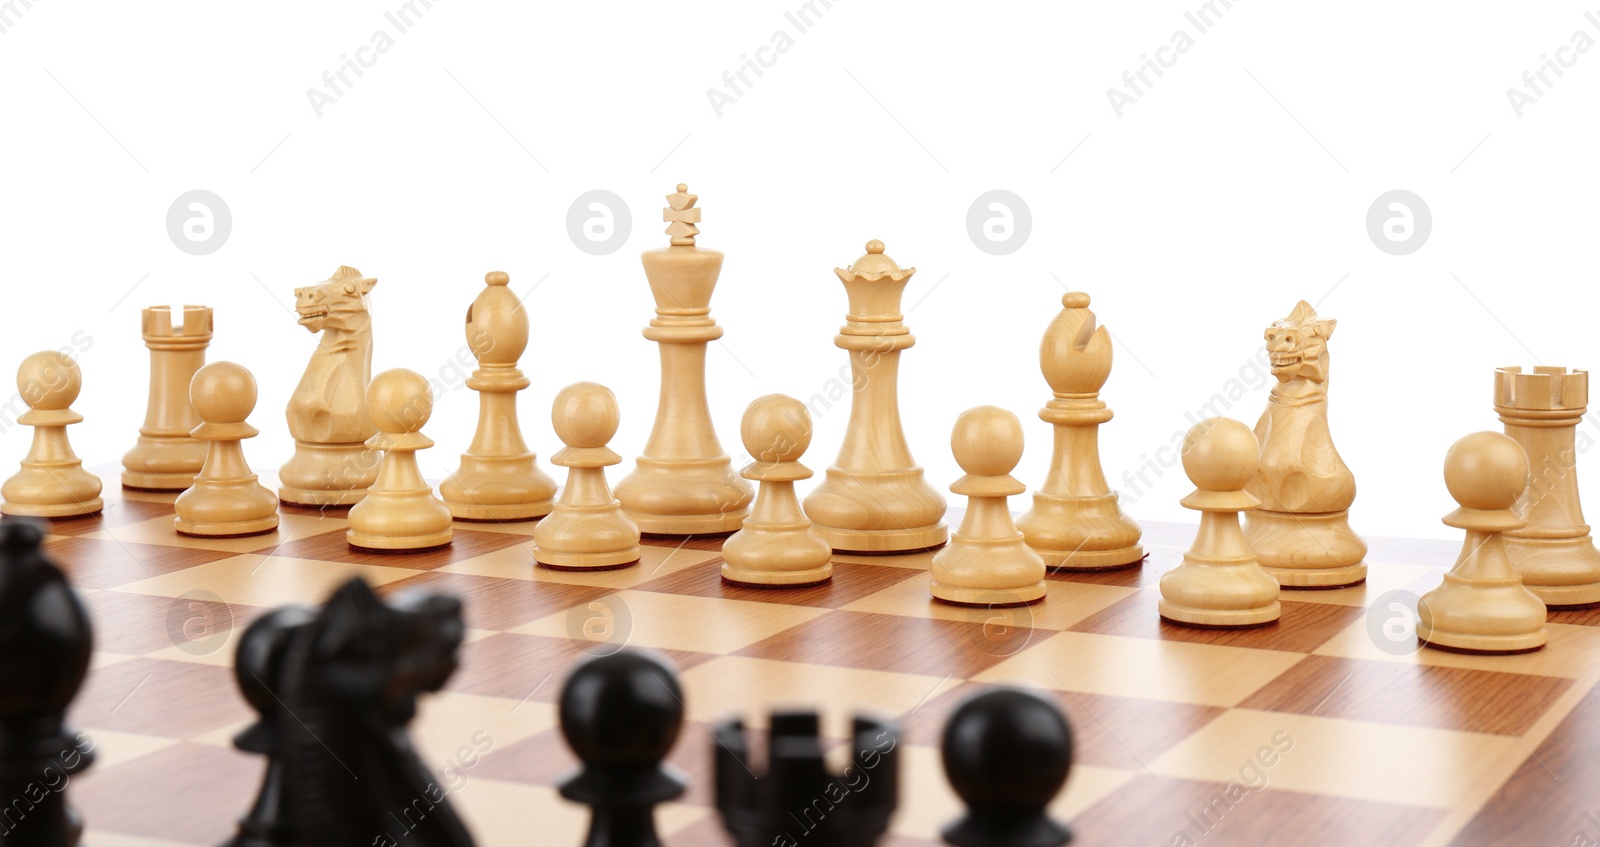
top-left (664, 183), bottom-right (700, 246)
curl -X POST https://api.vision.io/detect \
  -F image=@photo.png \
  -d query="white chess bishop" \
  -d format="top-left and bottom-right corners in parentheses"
top-left (1016, 292), bottom-right (1143, 571)
top-left (440, 270), bottom-right (558, 521)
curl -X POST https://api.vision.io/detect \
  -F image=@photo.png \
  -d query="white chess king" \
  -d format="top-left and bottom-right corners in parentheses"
top-left (615, 185), bottom-right (753, 535)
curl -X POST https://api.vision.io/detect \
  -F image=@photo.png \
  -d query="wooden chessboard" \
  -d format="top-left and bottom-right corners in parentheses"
top-left (44, 470), bottom-right (1600, 847)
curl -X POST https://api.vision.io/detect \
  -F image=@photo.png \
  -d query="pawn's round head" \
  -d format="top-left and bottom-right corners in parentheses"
top-left (1444, 431), bottom-right (1528, 511)
top-left (741, 394), bottom-right (811, 464)
top-left (941, 688), bottom-right (1073, 815)
top-left (552, 382), bottom-right (619, 448)
top-left (1181, 417), bottom-right (1259, 491)
top-left (190, 362), bottom-right (258, 423)
top-left (17, 351), bottom-right (82, 411)
top-left (559, 650), bottom-right (684, 768)
top-left (951, 405), bottom-right (1024, 477)
top-left (367, 369), bottom-right (433, 434)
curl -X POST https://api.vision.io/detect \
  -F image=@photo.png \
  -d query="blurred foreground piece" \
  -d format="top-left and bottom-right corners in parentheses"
top-left (558, 650), bottom-right (686, 847)
top-left (122, 305), bottom-right (212, 490)
top-left (714, 712), bottom-right (898, 847)
top-left (1244, 301), bottom-right (1367, 588)
top-left (222, 577), bottom-right (472, 847)
top-left (1418, 431), bottom-right (1549, 653)
top-left (1, 351), bottom-right (103, 518)
top-left (941, 687), bottom-right (1073, 847)
top-left (1017, 292), bottom-right (1144, 571)
top-left (1159, 417), bottom-right (1281, 628)
top-left (0, 520), bottom-right (95, 846)
top-left (1497, 366), bottom-right (1600, 607)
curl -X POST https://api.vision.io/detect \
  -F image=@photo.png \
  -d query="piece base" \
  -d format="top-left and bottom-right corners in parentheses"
top-left (536, 547), bottom-right (642, 570)
top-left (929, 580), bottom-right (1046, 607)
top-left (176, 515), bottom-right (279, 538)
top-left (1520, 578), bottom-right (1600, 608)
top-left (721, 563), bottom-right (833, 587)
top-left (346, 529), bottom-right (453, 552)
top-left (625, 510), bottom-right (747, 536)
top-left (121, 471), bottom-right (197, 491)
top-left (2, 499), bottom-right (104, 519)
top-left (1265, 563), bottom-right (1369, 589)
top-left (815, 522), bottom-right (949, 554)
top-left (448, 499), bottom-right (553, 522)
top-left (280, 486), bottom-right (368, 507)
top-left (1418, 626), bottom-right (1548, 654)
top-left (1038, 545), bottom-right (1145, 572)
top-left (1159, 599), bottom-right (1281, 628)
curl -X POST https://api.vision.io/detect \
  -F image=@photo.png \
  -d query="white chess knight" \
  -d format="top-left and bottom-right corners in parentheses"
top-left (278, 266), bottom-right (380, 507)
top-left (1243, 301), bottom-right (1367, 588)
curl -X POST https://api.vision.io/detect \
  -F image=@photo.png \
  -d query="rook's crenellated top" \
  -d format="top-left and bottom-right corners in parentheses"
top-left (714, 711), bottom-right (898, 847)
top-left (1496, 366), bottom-right (1588, 414)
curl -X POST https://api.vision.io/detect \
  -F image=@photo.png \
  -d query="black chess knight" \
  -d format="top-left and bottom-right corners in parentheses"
top-left (222, 577), bottom-right (473, 847)
top-left (0, 519), bottom-right (96, 847)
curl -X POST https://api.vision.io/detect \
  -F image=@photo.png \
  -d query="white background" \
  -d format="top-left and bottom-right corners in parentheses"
top-left (2, 0), bottom-right (1597, 543)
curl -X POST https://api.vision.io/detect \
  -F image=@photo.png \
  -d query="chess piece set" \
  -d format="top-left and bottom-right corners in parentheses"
top-left (2, 185), bottom-right (1599, 658)
top-left (0, 523), bottom-right (1077, 847)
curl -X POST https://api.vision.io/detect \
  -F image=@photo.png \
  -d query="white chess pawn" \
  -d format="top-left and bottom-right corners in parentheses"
top-left (174, 362), bottom-right (279, 537)
top-left (1159, 418), bottom-right (1281, 628)
top-left (721, 395), bottom-right (833, 586)
top-left (346, 369), bottom-right (454, 551)
top-left (930, 406), bottom-right (1046, 606)
top-left (535, 383), bottom-right (641, 569)
top-left (1, 351), bottom-right (103, 518)
top-left (1418, 431), bottom-right (1548, 653)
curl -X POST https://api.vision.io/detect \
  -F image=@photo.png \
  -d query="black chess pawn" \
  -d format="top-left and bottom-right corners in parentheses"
top-left (0, 518), bottom-right (96, 847)
top-left (558, 650), bottom-right (687, 847)
top-left (941, 688), bottom-right (1074, 847)
top-left (714, 711), bottom-right (898, 847)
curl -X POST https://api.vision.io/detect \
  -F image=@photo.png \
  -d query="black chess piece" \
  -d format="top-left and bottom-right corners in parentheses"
top-left (941, 688), bottom-right (1074, 847)
top-left (714, 711), bottom-right (899, 847)
top-left (558, 650), bottom-right (687, 847)
top-left (220, 605), bottom-right (316, 847)
top-left (0, 518), bottom-right (95, 847)
top-left (221, 578), bottom-right (473, 847)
